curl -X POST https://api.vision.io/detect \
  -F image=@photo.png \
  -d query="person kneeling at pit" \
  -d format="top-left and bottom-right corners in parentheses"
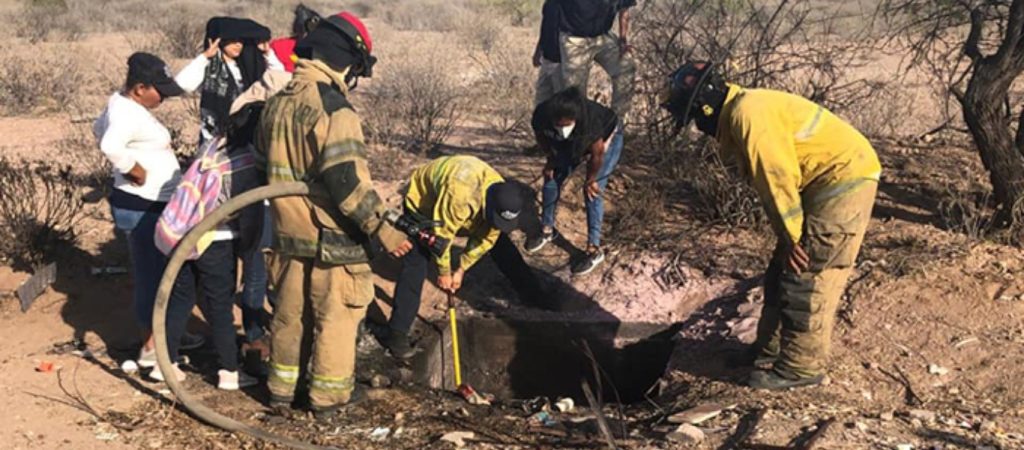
top-left (384, 155), bottom-right (548, 359)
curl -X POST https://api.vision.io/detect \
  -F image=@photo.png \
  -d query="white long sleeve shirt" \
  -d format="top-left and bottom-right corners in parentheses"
top-left (93, 93), bottom-right (181, 202)
top-left (175, 54), bottom-right (244, 94)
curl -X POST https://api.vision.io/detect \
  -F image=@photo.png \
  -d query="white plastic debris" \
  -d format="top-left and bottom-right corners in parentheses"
top-left (120, 360), bottom-right (139, 374)
top-left (554, 397), bottom-right (575, 413)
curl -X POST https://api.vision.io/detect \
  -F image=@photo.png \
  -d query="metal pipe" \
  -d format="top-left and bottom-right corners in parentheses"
top-left (151, 182), bottom-right (336, 450)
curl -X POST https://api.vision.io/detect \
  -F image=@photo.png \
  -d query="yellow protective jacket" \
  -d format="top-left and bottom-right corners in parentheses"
top-left (404, 156), bottom-right (504, 275)
top-left (716, 85), bottom-right (882, 244)
top-left (256, 59), bottom-right (402, 265)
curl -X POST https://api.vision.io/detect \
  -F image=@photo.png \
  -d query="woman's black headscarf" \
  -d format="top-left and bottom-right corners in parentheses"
top-left (198, 17), bottom-right (271, 142)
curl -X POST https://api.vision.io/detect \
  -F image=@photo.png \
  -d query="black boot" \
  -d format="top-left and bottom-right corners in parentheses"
top-left (747, 369), bottom-right (824, 391)
top-left (726, 347), bottom-right (778, 368)
top-left (385, 332), bottom-right (417, 360)
top-left (312, 386), bottom-right (367, 421)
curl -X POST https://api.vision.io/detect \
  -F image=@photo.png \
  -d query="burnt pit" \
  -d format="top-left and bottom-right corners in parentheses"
top-left (409, 317), bottom-right (680, 403)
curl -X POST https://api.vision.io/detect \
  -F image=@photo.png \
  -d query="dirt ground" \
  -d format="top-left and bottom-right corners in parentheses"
top-left (3, 5), bottom-right (1024, 450)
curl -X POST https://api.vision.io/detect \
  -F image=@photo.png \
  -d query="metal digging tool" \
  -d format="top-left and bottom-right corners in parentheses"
top-left (449, 292), bottom-right (488, 405)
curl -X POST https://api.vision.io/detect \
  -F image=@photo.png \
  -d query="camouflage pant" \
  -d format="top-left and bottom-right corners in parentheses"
top-left (267, 255), bottom-right (374, 409)
top-left (559, 32), bottom-right (636, 119)
top-left (754, 181), bottom-right (878, 378)
top-left (535, 58), bottom-right (563, 106)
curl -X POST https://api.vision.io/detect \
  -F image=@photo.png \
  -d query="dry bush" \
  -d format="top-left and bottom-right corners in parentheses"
top-left (11, 0), bottom-right (84, 43)
top-left (0, 53), bottom-right (84, 116)
top-left (469, 40), bottom-right (536, 142)
top-left (126, 10), bottom-right (204, 59)
top-left (938, 185), bottom-right (995, 242)
top-left (364, 56), bottom-right (463, 154)
top-left (476, 0), bottom-right (542, 26)
top-left (622, 0), bottom-right (882, 232)
top-left (684, 140), bottom-right (765, 228)
top-left (379, 0), bottom-right (467, 32)
top-left (0, 158), bottom-right (85, 268)
top-left (457, 10), bottom-right (506, 53)
top-left (58, 124), bottom-right (112, 194)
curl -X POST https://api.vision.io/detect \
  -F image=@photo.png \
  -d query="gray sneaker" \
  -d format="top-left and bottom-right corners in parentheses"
top-left (571, 248), bottom-right (605, 276)
top-left (525, 230), bottom-right (556, 254)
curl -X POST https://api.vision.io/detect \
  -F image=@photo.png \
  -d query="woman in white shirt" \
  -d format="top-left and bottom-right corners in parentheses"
top-left (93, 53), bottom-right (199, 382)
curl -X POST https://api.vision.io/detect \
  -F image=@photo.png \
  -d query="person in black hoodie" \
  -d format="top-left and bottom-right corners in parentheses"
top-left (175, 17), bottom-right (271, 144)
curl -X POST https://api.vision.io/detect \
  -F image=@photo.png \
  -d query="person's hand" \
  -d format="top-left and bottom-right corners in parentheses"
top-left (438, 273), bottom-right (453, 293)
top-left (126, 163), bottom-right (147, 186)
top-left (451, 269), bottom-right (465, 293)
top-left (585, 179), bottom-right (601, 201)
top-left (786, 243), bottom-right (810, 275)
top-left (203, 38), bottom-right (221, 59)
top-left (543, 160), bottom-right (556, 181)
top-left (390, 239), bottom-right (414, 258)
top-left (438, 269), bottom-right (465, 294)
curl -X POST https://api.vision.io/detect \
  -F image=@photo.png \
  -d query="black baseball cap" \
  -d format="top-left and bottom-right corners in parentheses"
top-left (127, 52), bottom-right (184, 98)
top-left (485, 182), bottom-right (524, 233)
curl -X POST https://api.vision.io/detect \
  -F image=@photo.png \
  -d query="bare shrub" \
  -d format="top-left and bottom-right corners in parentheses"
top-left (620, 0), bottom-right (882, 233)
top-left (365, 57), bottom-right (463, 153)
top-left (684, 140), bottom-right (765, 228)
top-left (125, 9), bottom-right (204, 59)
top-left (0, 53), bottom-right (83, 116)
top-left (58, 124), bottom-right (111, 194)
top-left (457, 10), bottom-right (506, 53)
top-left (475, 0), bottom-right (542, 26)
top-left (938, 185), bottom-right (995, 241)
top-left (11, 0), bottom-right (84, 43)
top-left (470, 42), bottom-right (536, 142)
top-left (0, 158), bottom-right (85, 268)
top-left (381, 0), bottom-right (465, 32)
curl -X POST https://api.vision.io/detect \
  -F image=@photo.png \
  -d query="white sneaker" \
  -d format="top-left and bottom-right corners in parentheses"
top-left (150, 363), bottom-right (186, 382)
top-left (218, 370), bottom-right (259, 391)
top-left (137, 347), bottom-right (157, 368)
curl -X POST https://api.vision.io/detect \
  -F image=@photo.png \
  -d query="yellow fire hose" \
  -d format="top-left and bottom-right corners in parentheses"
top-left (152, 182), bottom-right (335, 450)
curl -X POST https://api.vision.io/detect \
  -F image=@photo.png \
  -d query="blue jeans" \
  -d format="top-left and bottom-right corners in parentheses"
top-left (168, 240), bottom-right (238, 369)
top-left (240, 207), bottom-right (272, 342)
top-left (541, 127), bottom-right (624, 247)
top-left (111, 205), bottom-right (168, 329)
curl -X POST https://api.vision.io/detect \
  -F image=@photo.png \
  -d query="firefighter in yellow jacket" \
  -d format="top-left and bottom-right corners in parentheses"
top-left (661, 62), bottom-right (881, 390)
top-left (255, 12), bottom-right (406, 417)
top-left (384, 155), bottom-right (546, 358)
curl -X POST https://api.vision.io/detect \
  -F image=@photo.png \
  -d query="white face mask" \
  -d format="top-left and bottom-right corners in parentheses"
top-left (554, 122), bottom-right (576, 141)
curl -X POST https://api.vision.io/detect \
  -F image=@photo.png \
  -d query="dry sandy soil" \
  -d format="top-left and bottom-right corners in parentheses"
top-left (2, 5), bottom-right (1024, 450)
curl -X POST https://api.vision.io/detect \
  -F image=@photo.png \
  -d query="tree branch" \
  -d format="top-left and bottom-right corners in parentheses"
top-left (965, 7), bottom-right (985, 61)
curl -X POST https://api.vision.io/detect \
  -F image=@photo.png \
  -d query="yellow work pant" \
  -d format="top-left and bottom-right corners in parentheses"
top-left (267, 255), bottom-right (374, 409)
top-left (754, 181), bottom-right (877, 378)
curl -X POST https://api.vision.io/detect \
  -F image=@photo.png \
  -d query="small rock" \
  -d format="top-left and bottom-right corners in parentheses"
top-left (369, 427), bottom-right (390, 441)
top-left (855, 421), bottom-right (869, 433)
top-left (880, 411), bottom-right (895, 422)
top-left (896, 445), bottom-right (913, 450)
top-left (394, 412), bottom-right (405, 423)
top-left (667, 403), bottom-right (733, 425)
top-left (370, 374), bottom-right (392, 388)
top-left (666, 424), bottom-right (705, 445)
top-left (440, 431), bottom-right (475, 448)
top-left (458, 407), bottom-right (469, 417)
top-left (821, 375), bottom-right (832, 386)
top-left (909, 409), bottom-right (936, 423)
top-left (911, 418), bottom-right (923, 428)
top-left (928, 364), bottom-right (950, 376)
top-left (977, 420), bottom-right (997, 434)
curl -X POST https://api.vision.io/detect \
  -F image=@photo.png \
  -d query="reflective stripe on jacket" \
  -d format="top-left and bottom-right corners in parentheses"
top-left (256, 59), bottom-right (387, 265)
top-left (404, 156), bottom-right (504, 275)
top-left (716, 85), bottom-right (882, 244)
